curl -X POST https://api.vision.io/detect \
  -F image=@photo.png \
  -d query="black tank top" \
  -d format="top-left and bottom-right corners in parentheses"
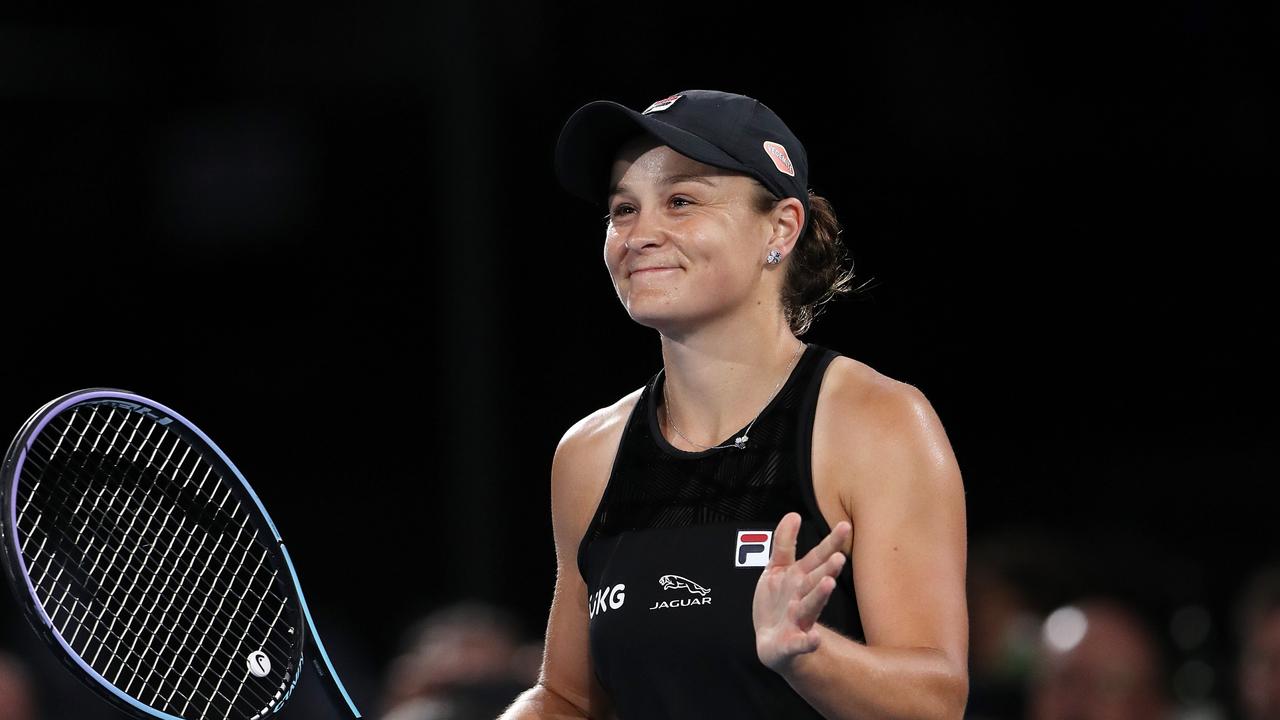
top-left (577, 343), bottom-right (865, 719)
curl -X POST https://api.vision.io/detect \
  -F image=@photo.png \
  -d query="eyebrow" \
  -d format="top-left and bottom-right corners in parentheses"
top-left (609, 173), bottom-right (719, 200)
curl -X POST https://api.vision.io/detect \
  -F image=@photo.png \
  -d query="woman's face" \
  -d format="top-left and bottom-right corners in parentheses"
top-left (604, 138), bottom-right (780, 335)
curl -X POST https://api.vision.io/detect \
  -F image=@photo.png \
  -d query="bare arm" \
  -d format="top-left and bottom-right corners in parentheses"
top-left (754, 374), bottom-right (969, 719)
top-left (500, 566), bottom-right (599, 718)
top-left (502, 561), bottom-right (610, 718)
top-left (500, 396), bottom-right (636, 719)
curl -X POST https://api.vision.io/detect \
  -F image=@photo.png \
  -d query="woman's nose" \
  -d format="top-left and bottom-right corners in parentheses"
top-left (622, 208), bottom-right (667, 252)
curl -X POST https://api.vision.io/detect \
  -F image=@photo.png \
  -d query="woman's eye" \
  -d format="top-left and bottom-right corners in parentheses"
top-left (604, 198), bottom-right (688, 223)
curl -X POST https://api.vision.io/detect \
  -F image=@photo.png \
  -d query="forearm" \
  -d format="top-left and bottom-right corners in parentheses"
top-left (499, 683), bottom-right (593, 719)
top-left (777, 624), bottom-right (968, 720)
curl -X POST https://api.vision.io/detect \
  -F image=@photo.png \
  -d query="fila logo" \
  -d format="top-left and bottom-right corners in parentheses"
top-left (643, 94), bottom-right (682, 114)
top-left (588, 583), bottom-right (626, 618)
top-left (736, 530), bottom-right (773, 567)
top-left (762, 141), bottom-right (796, 177)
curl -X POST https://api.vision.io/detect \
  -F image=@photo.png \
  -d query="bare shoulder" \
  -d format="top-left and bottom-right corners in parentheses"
top-left (813, 356), bottom-right (961, 521)
top-left (550, 386), bottom-right (645, 545)
top-left (817, 355), bottom-right (944, 436)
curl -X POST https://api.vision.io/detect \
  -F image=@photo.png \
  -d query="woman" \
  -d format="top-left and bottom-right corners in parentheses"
top-left (503, 89), bottom-right (968, 719)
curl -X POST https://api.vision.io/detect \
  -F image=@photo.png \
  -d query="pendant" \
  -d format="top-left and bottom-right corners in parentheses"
top-left (733, 435), bottom-right (748, 449)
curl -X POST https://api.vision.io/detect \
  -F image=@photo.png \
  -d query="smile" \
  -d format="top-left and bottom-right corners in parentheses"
top-left (630, 268), bottom-right (679, 277)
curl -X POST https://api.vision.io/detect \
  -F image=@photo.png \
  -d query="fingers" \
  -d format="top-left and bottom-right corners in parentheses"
top-left (793, 575), bottom-right (837, 629)
top-left (796, 520), bottom-right (851, 573)
top-left (768, 512), bottom-right (802, 567)
top-left (803, 551), bottom-right (845, 594)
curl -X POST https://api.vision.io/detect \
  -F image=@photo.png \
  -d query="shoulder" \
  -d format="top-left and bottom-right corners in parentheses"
top-left (553, 386), bottom-right (644, 484)
top-left (813, 355), bottom-right (961, 517)
top-left (817, 355), bottom-right (941, 439)
top-left (549, 386), bottom-right (646, 540)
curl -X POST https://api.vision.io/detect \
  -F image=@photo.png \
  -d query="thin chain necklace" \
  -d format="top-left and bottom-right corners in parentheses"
top-left (662, 343), bottom-right (806, 451)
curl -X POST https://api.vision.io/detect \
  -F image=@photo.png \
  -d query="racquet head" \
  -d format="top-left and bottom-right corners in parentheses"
top-left (0, 388), bottom-right (356, 719)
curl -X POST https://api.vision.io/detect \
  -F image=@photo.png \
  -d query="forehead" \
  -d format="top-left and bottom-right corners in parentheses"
top-left (609, 137), bottom-right (743, 190)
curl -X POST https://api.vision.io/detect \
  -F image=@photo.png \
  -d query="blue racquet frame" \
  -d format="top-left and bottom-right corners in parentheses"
top-left (1, 388), bottom-right (362, 719)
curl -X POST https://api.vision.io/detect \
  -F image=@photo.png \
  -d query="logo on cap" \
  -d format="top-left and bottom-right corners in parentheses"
top-left (763, 141), bottom-right (796, 177)
top-left (643, 94), bottom-right (683, 115)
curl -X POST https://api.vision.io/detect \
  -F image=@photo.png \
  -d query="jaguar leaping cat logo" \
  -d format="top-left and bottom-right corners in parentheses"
top-left (658, 574), bottom-right (710, 596)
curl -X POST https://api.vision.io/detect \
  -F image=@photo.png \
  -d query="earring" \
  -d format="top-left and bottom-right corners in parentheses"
top-left (766, 249), bottom-right (783, 265)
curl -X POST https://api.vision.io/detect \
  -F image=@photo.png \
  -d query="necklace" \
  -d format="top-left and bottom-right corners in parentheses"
top-left (662, 343), bottom-right (806, 451)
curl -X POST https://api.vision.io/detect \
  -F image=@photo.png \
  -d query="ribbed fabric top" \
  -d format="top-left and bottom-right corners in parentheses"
top-left (578, 343), bottom-right (864, 719)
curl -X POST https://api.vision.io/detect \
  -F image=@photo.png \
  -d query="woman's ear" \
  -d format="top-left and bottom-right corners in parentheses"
top-left (768, 197), bottom-right (805, 257)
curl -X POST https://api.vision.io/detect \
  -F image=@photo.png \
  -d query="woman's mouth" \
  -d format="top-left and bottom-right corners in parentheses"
top-left (630, 267), bottom-right (678, 277)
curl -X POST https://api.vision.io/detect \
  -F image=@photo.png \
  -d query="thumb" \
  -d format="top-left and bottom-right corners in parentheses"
top-left (768, 512), bottom-right (802, 567)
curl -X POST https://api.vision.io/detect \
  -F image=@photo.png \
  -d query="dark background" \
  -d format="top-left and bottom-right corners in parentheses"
top-left (1, 2), bottom-right (1275, 717)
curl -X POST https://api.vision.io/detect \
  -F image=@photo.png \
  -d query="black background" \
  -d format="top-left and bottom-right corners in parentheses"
top-left (1, 2), bottom-right (1276, 717)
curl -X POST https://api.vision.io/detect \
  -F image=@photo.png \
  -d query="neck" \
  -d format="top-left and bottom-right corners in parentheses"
top-left (657, 311), bottom-right (805, 450)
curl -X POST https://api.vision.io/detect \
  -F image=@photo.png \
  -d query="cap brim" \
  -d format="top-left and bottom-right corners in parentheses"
top-left (555, 100), bottom-right (753, 206)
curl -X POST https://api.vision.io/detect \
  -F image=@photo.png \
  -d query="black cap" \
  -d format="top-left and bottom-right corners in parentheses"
top-left (555, 89), bottom-right (810, 235)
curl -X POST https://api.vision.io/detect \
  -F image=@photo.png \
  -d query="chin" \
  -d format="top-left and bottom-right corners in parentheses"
top-left (622, 297), bottom-right (713, 334)
top-left (623, 306), bottom-right (675, 330)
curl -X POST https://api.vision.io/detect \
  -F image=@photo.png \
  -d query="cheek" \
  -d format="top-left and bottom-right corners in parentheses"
top-left (696, 240), bottom-right (758, 295)
top-left (602, 229), bottom-right (624, 272)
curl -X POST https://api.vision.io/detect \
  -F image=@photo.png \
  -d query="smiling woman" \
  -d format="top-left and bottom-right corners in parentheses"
top-left (501, 89), bottom-right (969, 720)
top-left (605, 137), bottom-right (854, 338)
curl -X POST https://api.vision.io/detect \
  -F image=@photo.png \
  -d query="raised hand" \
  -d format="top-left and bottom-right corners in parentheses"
top-left (752, 512), bottom-right (852, 672)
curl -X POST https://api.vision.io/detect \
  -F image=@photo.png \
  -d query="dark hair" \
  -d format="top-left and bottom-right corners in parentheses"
top-left (750, 184), bottom-right (866, 335)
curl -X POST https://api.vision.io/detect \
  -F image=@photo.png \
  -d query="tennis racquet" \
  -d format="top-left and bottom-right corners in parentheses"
top-left (0, 388), bottom-right (362, 719)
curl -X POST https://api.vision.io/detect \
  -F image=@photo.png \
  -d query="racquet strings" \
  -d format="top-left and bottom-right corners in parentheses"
top-left (12, 402), bottom-right (300, 719)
